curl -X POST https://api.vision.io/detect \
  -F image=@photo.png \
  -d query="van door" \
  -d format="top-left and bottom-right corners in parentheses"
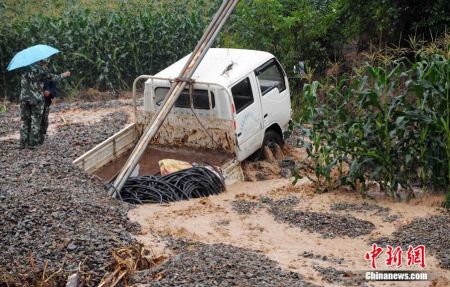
top-left (255, 58), bottom-right (291, 130)
top-left (231, 76), bottom-right (263, 157)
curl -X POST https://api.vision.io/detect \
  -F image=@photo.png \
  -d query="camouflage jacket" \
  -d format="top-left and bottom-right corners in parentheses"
top-left (20, 64), bottom-right (63, 104)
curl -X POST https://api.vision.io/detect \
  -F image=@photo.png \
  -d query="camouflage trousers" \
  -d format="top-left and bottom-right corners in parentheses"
top-left (39, 101), bottom-right (51, 143)
top-left (20, 100), bottom-right (44, 147)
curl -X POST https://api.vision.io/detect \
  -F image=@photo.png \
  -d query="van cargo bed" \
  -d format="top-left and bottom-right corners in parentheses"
top-left (73, 123), bottom-right (244, 186)
top-left (94, 145), bottom-right (234, 182)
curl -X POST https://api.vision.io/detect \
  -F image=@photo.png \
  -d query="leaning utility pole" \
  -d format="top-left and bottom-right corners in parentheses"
top-left (110, 0), bottom-right (240, 197)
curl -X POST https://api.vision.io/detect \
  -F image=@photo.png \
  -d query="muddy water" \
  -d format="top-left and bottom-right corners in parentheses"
top-left (94, 145), bottom-right (233, 182)
top-left (129, 178), bottom-right (450, 287)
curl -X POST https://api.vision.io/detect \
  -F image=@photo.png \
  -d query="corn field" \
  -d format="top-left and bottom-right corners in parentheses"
top-left (295, 35), bottom-right (450, 202)
top-left (0, 0), bottom-right (220, 100)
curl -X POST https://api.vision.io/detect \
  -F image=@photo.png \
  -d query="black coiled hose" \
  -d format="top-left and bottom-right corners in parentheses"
top-left (120, 166), bottom-right (225, 204)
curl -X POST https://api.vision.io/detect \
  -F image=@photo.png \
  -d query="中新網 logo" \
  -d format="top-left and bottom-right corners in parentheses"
top-left (365, 244), bottom-right (426, 269)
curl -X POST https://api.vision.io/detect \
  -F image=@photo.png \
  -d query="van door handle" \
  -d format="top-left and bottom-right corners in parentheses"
top-left (264, 113), bottom-right (268, 118)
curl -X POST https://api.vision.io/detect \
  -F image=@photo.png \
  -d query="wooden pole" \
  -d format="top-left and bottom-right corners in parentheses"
top-left (110, 0), bottom-right (240, 197)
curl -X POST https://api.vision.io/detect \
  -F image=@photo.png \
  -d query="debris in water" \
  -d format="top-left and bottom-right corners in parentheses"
top-left (99, 243), bottom-right (163, 287)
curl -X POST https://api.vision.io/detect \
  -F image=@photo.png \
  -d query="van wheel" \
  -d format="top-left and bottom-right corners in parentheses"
top-left (250, 130), bottom-right (283, 161)
top-left (263, 130), bottom-right (283, 150)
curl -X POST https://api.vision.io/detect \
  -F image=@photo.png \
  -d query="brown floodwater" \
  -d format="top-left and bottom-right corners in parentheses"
top-left (94, 145), bottom-right (233, 182)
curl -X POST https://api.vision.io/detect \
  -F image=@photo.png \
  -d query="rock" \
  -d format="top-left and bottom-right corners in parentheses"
top-left (280, 168), bottom-right (292, 178)
top-left (280, 158), bottom-right (295, 170)
top-left (67, 243), bottom-right (77, 251)
top-left (66, 272), bottom-right (80, 287)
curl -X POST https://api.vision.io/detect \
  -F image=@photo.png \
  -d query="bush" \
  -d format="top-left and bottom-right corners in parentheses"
top-left (221, 0), bottom-right (341, 79)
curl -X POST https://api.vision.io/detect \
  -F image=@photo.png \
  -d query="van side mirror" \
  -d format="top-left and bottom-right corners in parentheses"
top-left (293, 61), bottom-right (306, 76)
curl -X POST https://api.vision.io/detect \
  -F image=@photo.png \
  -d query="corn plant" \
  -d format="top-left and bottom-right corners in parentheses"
top-left (297, 35), bottom-right (450, 200)
top-left (0, 99), bottom-right (6, 114)
top-left (0, 0), bottom-right (221, 101)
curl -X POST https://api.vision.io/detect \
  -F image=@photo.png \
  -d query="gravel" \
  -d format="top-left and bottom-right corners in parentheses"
top-left (0, 100), bottom-right (134, 138)
top-left (261, 196), bottom-right (375, 238)
top-left (51, 98), bottom-right (135, 113)
top-left (0, 105), bottom-right (20, 138)
top-left (231, 196), bottom-right (300, 215)
top-left (0, 108), bottom-right (137, 285)
top-left (51, 110), bottom-right (129, 159)
top-left (301, 251), bottom-right (345, 265)
top-left (373, 213), bottom-right (450, 269)
top-left (231, 195), bottom-right (375, 238)
top-left (132, 239), bottom-right (318, 287)
top-left (231, 200), bottom-right (263, 214)
top-left (330, 202), bottom-right (401, 222)
top-left (313, 266), bottom-right (367, 286)
top-left (260, 195), bottom-right (301, 208)
top-left (268, 206), bottom-right (376, 238)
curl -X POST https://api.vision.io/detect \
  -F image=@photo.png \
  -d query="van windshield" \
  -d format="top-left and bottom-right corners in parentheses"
top-left (155, 87), bottom-right (215, 110)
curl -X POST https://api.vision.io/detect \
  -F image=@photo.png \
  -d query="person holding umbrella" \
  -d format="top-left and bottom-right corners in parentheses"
top-left (39, 60), bottom-right (70, 144)
top-left (7, 45), bottom-right (70, 148)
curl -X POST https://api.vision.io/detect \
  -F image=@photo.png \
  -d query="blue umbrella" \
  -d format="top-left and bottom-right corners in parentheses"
top-left (7, 44), bottom-right (60, 71)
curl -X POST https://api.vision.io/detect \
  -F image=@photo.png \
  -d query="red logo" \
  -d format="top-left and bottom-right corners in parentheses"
top-left (407, 245), bottom-right (426, 268)
top-left (365, 244), bottom-right (426, 269)
top-left (386, 245), bottom-right (403, 267)
top-left (365, 243), bottom-right (383, 269)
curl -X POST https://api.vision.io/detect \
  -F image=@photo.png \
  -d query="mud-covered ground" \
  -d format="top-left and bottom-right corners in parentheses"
top-left (129, 179), bottom-right (450, 286)
top-left (1, 100), bottom-right (450, 287)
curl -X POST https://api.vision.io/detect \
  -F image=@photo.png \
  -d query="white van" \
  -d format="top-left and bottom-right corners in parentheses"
top-left (74, 48), bottom-right (291, 184)
top-left (145, 48), bottom-right (291, 161)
